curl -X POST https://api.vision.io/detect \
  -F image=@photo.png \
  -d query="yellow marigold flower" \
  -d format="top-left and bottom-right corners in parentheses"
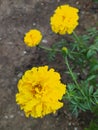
top-left (50, 5), bottom-right (79, 35)
top-left (16, 66), bottom-right (66, 118)
top-left (24, 29), bottom-right (42, 47)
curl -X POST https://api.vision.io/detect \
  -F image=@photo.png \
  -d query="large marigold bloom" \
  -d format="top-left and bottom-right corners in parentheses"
top-left (24, 29), bottom-right (42, 47)
top-left (50, 5), bottom-right (79, 35)
top-left (16, 66), bottom-right (66, 118)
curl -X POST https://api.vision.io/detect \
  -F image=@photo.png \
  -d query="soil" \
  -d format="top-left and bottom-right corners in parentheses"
top-left (0, 0), bottom-right (98, 130)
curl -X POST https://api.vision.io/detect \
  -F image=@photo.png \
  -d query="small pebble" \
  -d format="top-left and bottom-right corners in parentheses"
top-left (20, 113), bottom-right (24, 116)
top-left (13, 78), bottom-right (17, 82)
top-left (7, 42), bottom-right (13, 45)
top-left (17, 72), bottom-right (23, 78)
top-left (76, 1), bottom-right (79, 5)
top-left (42, 39), bottom-right (48, 43)
top-left (74, 127), bottom-right (78, 130)
top-left (81, 11), bottom-right (85, 15)
top-left (41, 2), bottom-right (44, 5)
top-left (33, 23), bottom-right (36, 26)
top-left (68, 122), bottom-right (71, 126)
top-left (9, 115), bottom-right (14, 119)
top-left (4, 115), bottom-right (9, 119)
top-left (23, 51), bottom-right (27, 54)
top-left (17, 111), bottom-right (24, 116)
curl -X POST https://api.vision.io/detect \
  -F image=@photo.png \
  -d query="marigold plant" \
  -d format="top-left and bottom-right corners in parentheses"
top-left (16, 4), bottom-right (98, 129)
top-left (24, 29), bottom-right (42, 47)
top-left (50, 5), bottom-right (79, 35)
top-left (16, 66), bottom-right (66, 118)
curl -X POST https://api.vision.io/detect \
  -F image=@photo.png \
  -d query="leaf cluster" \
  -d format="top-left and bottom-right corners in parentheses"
top-left (64, 81), bottom-right (98, 116)
top-left (64, 28), bottom-right (98, 114)
top-left (46, 27), bottom-right (98, 116)
top-left (48, 27), bottom-right (98, 115)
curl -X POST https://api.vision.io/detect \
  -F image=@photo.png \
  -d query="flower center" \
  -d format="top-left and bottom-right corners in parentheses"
top-left (62, 16), bottom-right (66, 21)
top-left (32, 84), bottom-right (42, 95)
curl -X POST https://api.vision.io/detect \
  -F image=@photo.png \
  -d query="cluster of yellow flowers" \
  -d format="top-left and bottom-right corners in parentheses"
top-left (24, 5), bottom-right (79, 47)
top-left (16, 4), bottom-right (79, 118)
top-left (16, 66), bottom-right (66, 118)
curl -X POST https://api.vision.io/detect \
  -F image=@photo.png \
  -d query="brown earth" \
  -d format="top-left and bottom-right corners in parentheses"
top-left (0, 0), bottom-right (98, 130)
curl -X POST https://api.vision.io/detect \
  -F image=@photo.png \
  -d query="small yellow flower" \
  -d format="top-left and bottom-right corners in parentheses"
top-left (16, 66), bottom-right (66, 118)
top-left (24, 29), bottom-right (42, 47)
top-left (50, 5), bottom-right (79, 35)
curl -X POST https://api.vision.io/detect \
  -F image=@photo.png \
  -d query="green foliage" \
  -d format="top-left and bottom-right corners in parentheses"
top-left (47, 27), bottom-right (98, 115)
top-left (92, 104), bottom-right (98, 116)
top-left (39, 27), bottom-right (98, 120)
top-left (65, 81), bottom-right (98, 116)
top-left (84, 121), bottom-right (98, 130)
top-left (64, 28), bottom-right (98, 114)
top-left (84, 105), bottom-right (98, 130)
top-left (92, 0), bottom-right (98, 3)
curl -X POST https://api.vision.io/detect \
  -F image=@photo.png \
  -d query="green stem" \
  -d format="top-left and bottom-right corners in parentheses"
top-left (38, 45), bottom-right (53, 51)
top-left (73, 31), bottom-right (82, 45)
top-left (65, 56), bottom-right (85, 96)
top-left (38, 45), bottom-right (60, 52)
top-left (65, 56), bottom-right (79, 87)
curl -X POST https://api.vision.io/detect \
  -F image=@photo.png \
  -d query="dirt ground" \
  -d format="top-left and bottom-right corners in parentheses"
top-left (0, 0), bottom-right (98, 130)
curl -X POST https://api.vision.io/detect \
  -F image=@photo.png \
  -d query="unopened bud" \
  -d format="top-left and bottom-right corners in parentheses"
top-left (62, 47), bottom-right (68, 55)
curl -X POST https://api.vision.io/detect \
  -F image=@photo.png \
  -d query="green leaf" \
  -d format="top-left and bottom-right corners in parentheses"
top-left (89, 44), bottom-right (98, 51)
top-left (89, 86), bottom-right (94, 95)
top-left (78, 102), bottom-right (89, 111)
top-left (67, 84), bottom-right (76, 91)
top-left (87, 50), bottom-right (96, 58)
top-left (70, 99), bottom-right (77, 105)
top-left (93, 90), bottom-right (98, 96)
top-left (68, 52), bottom-right (75, 60)
top-left (87, 75), bottom-right (96, 81)
top-left (93, 90), bottom-right (98, 103)
top-left (87, 27), bottom-right (98, 37)
top-left (95, 36), bottom-right (98, 44)
top-left (90, 64), bottom-right (98, 72)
